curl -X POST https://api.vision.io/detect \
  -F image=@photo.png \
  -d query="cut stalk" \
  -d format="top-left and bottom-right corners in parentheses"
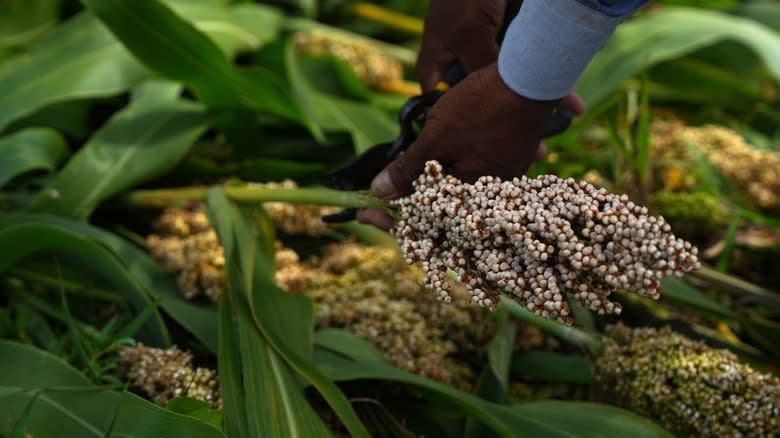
top-left (124, 185), bottom-right (389, 211)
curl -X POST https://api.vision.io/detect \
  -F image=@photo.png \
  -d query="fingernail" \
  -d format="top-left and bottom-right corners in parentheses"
top-left (371, 170), bottom-right (396, 199)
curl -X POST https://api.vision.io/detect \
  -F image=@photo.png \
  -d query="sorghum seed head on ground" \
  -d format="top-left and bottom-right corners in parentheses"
top-left (147, 208), bottom-right (225, 302)
top-left (651, 120), bottom-right (780, 211)
top-left (594, 324), bottom-right (779, 437)
top-left (279, 240), bottom-right (499, 391)
top-left (118, 344), bottom-right (222, 410)
top-left (391, 161), bottom-right (701, 324)
top-left (292, 30), bottom-right (402, 90)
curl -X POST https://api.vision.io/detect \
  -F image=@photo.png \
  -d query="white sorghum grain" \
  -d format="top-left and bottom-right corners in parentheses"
top-left (391, 161), bottom-right (701, 324)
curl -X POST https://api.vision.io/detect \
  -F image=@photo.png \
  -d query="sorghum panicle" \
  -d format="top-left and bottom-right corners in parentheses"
top-left (278, 241), bottom-right (497, 391)
top-left (391, 161), bottom-right (701, 324)
top-left (651, 120), bottom-right (780, 210)
top-left (594, 324), bottom-right (779, 437)
top-left (147, 208), bottom-right (225, 302)
top-left (118, 344), bottom-right (222, 410)
top-left (292, 30), bottom-right (402, 89)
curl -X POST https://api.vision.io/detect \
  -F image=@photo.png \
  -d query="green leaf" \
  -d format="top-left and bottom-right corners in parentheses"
top-left (0, 13), bottom-right (149, 134)
top-left (660, 277), bottom-right (737, 320)
top-left (206, 189), bottom-right (371, 438)
top-left (738, 313), bottom-right (780, 357)
top-left (0, 388), bottom-right (24, 398)
top-left (0, 0), bottom-right (60, 51)
top-left (130, 79), bottom-right (183, 103)
top-left (510, 352), bottom-right (596, 384)
top-left (0, 128), bottom-right (68, 188)
top-left (285, 41), bottom-right (396, 152)
top-left (314, 329), bottom-right (390, 365)
top-left (209, 196), bottom-right (334, 438)
top-left (273, 0), bottom-right (317, 18)
top-left (314, 330), bottom-right (674, 438)
top-left (218, 294), bottom-right (250, 438)
top-left (167, 397), bottom-right (223, 430)
top-left (26, 97), bottom-right (209, 219)
top-left (0, 1), bottom-right (282, 134)
top-left (0, 212), bottom-right (219, 352)
top-left (7, 99), bottom-right (94, 141)
top-left (488, 308), bottom-right (515, 391)
top-left (510, 401), bottom-right (674, 437)
top-left (577, 7), bottom-right (780, 106)
top-left (83, 0), bottom-right (306, 124)
top-left (465, 309), bottom-right (515, 436)
top-left (0, 224), bottom-right (170, 346)
top-left (648, 57), bottom-right (765, 104)
top-left (228, 2), bottom-right (286, 50)
top-left (60, 285), bottom-right (100, 380)
top-left (730, 1), bottom-right (780, 31)
top-left (0, 340), bottom-right (226, 437)
top-left (164, 0), bottom-right (258, 57)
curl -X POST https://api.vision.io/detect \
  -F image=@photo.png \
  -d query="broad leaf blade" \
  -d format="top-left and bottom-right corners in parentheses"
top-left (0, 127), bottom-right (68, 188)
top-left (208, 192), bottom-right (334, 438)
top-left (511, 401), bottom-right (673, 437)
top-left (0, 13), bottom-right (148, 134)
top-left (26, 97), bottom-right (209, 219)
top-left (83, 0), bottom-right (305, 124)
top-left (285, 41), bottom-right (396, 152)
top-left (0, 0), bottom-right (280, 134)
top-left (577, 7), bottom-right (780, 106)
top-left (0, 224), bottom-right (169, 346)
top-left (314, 329), bottom-right (675, 438)
top-left (218, 294), bottom-right (250, 438)
top-left (0, 212), bottom-right (219, 352)
top-left (206, 189), bottom-right (370, 438)
top-left (660, 277), bottom-right (737, 320)
top-left (0, 340), bottom-right (226, 438)
top-left (510, 352), bottom-right (596, 384)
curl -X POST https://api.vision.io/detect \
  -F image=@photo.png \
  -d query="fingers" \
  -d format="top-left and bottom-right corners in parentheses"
top-left (534, 142), bottom-right (547, 163)
top-left (559, 92), bottom-right (585, 115)
top-left (370, 145), bottom-right (429, 200)
top-left (416, 44), bottom-right (456, 92)
top-left (356, 209), bottom-right (396, 231)
top-left (417, 0), bottom-right (506, 92)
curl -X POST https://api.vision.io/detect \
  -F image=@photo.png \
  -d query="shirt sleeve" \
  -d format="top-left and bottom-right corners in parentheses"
top-left (498, 0), bottom-right (648, 100)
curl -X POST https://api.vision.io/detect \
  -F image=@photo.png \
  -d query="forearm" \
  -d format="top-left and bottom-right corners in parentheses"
top-left (498, 0), bottom-right (648, 100)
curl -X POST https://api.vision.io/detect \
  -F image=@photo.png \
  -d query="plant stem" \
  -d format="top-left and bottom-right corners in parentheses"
top-left (124, 185), bottom-right (389, 211)
top-left (349, 2), bottom-right (423, 36)
top-left (500, 300), bottom-right (603, 355)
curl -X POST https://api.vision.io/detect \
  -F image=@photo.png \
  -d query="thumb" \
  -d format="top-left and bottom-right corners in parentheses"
top-left (370, 148), bottom-right (428, 200)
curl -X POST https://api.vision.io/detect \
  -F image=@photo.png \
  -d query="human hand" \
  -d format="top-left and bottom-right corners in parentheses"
top-left (356, 63), bottom-right (584, 230)
top-left (417, 0), bottom-right (508, 92)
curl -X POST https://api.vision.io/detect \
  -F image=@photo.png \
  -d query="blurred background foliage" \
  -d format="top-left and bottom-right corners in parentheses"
top-left (0, 0), bottom-right (778, 437)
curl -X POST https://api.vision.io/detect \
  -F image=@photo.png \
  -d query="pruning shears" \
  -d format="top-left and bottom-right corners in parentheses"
top-left (316, 0), bottom-right (574, 223)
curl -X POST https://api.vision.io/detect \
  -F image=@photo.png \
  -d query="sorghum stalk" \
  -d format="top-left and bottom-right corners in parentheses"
top-left (125, 185), bottom-right (387, 211)
top-left (130, 161), bottom-right (702, 325)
